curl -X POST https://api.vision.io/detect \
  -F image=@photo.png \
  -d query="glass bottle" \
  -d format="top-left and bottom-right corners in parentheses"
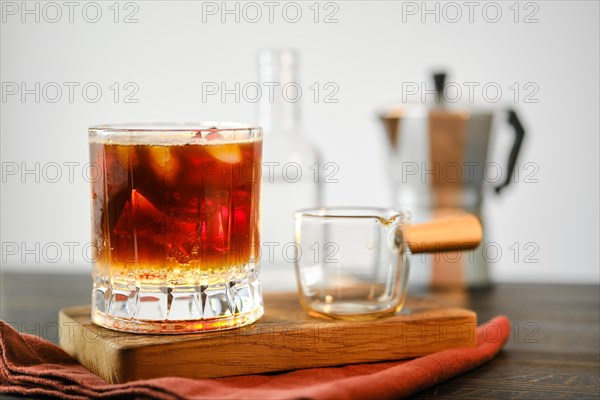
top-left (258, 49), bottom-right (321, 268)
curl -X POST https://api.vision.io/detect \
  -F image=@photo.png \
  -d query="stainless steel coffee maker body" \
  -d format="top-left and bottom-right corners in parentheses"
top-left (379, 73), bottom-right (525, 288)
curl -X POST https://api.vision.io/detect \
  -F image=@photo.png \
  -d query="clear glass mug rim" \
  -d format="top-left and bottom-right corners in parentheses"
top-left (295, 207), bottom-right (411, 225)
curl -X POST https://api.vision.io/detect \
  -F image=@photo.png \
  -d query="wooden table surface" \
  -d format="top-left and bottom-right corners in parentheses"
top-left (1, 273), bottom-right (598, 399)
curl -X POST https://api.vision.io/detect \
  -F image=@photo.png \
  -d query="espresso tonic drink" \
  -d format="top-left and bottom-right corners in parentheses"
top-left (88, 124), bottom-right (263, 333)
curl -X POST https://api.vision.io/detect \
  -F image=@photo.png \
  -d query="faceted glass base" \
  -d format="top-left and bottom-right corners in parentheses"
top-left (91, 265), bottom-right (263, 334)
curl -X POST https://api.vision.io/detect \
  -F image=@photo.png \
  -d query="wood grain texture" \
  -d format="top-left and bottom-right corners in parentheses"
top-left (58, 293), bottom-right (476, 383)
top-left (416, 284), bottom-right (600, 400)
top-left (406, 213), bottom-right (482, 254)
top-left (4, 274), bottom-right (597, 399)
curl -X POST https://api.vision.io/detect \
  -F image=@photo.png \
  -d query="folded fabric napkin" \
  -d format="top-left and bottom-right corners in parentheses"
top-left (1, 315), bottom-right (509, 400)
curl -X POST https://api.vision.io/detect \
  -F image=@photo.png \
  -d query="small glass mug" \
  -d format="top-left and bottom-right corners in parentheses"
top-left (89, 123), bottom-right (263, 333)
top-left (294, 207), bottom-right (411, 320)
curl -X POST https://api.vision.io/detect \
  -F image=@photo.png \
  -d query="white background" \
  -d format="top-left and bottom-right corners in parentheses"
top-left (1, 1), bottom-right (599, 284)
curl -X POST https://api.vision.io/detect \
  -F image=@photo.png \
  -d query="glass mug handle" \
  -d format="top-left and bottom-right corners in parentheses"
top-left (495, 109), bottom-right (526, 194)
top-left (393, 213), bottom-right (483, 254)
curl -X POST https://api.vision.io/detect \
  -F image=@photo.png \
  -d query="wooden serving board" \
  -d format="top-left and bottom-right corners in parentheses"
top-left (58, 292), bottom-right (477, 383)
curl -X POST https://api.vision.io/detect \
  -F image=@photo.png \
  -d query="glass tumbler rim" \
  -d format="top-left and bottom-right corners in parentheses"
top-left (88, 122), bottom-right (262, 144)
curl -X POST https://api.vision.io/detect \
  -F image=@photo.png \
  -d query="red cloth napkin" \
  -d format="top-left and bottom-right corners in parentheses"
top-left (1, 316), bottom-right (510, 400)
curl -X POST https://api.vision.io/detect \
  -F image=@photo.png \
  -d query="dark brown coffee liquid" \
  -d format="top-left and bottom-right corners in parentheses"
top-left (89, 139), bottom-right (262, 285)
